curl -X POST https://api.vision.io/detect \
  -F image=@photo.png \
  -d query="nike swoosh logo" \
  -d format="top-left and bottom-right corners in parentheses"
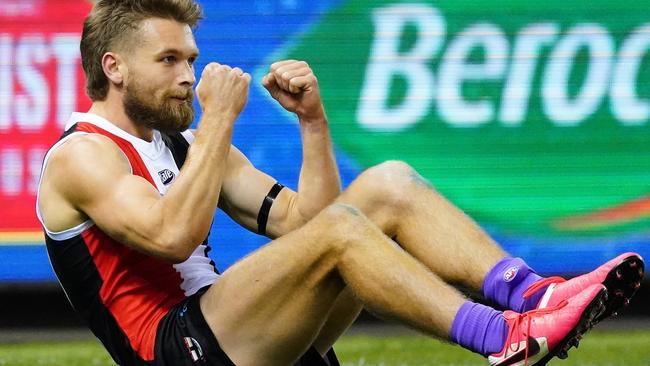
top-left (501, 336), bottom-right (541, 365)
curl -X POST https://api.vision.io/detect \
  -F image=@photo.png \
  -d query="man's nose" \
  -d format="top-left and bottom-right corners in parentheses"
top-left (179, 61), bottom-right (196, 86)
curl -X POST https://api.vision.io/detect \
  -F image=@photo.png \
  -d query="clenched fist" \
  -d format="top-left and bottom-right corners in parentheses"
top-left (262, 60), bottom-right (325, 123)
top-left (196, 63), bottom-right (251, 122)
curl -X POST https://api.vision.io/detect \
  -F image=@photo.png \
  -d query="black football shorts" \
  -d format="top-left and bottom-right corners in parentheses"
top-left (154, 288), bottom-right (340, 366)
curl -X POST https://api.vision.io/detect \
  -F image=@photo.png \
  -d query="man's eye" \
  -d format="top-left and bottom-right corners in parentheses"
top-left (188, 57), bottom-right (196, 66)
top-left (162, 56), bottom-right (176, 64)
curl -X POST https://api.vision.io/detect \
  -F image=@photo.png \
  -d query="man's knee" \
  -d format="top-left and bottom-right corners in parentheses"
top-left (354, 160), bottom-right (434, 210)
top-left (318, 202), bottom-right (364, 224)
top-left (317, 203), bottom-right (391, 260)
top-left (312, 203), bottom-right (372, 253)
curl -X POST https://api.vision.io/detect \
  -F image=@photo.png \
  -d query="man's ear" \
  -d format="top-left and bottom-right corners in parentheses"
top-left (101, 52), bottom-right (126, 86)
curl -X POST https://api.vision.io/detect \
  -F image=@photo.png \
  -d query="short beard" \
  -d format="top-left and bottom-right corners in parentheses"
top-left (123, 81), bottom-right (194, 134)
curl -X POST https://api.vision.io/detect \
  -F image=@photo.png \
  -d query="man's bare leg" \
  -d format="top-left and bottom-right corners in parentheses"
top-left (310, 160), bottom-right (637, 360)
top-left (308, 160), bottom-right (510, 356)
top-left (336, 160), bottom-right (508, 289)
top-left (311, 288), bottom-right (362, 355)
top-left (200, 204), bottom-right (466, 366)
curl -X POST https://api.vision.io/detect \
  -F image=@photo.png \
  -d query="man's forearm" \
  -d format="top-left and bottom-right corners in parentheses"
top-left (156, 113), bottom-right (234, 253)
top-left (295, 116), bottom-right (341, 220)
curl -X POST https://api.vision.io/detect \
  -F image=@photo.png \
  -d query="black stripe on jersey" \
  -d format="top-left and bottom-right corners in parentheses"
top-left (161, 132), bottom-right (189, 169)
top-left (45, 234), bottom-right (153, 366)
top-left (203, 240), bottom-right (219, 275)
top-left (60, 123), bottom-right (79, 139)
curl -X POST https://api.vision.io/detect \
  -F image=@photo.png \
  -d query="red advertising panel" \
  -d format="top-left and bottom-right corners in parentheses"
top-left (0, 0), bottom-right (92, 241)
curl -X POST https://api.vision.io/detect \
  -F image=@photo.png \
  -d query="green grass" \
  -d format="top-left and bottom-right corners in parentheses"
top-left (0, 330), bottom-right (648, 366)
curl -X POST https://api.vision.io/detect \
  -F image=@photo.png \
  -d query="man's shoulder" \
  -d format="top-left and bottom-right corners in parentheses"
top-left (39, 132), bottom-right (133, 227)
top-left (47, 133), bottom-right (131, 180)
top-left (51, 133), bottom-right (122, 163)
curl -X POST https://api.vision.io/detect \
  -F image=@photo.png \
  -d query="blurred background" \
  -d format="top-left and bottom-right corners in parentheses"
top-left (1, 0), bottom-right (649, 364)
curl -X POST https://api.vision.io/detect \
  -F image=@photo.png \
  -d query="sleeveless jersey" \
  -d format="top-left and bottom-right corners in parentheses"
top-left (36, 112), bottom-right (220, 365)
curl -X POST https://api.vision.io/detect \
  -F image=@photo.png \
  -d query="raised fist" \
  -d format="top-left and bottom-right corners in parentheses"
top-left (196, 63), bottom-right (251, 121)
top-left (262, 60), bottom-right (325, 122)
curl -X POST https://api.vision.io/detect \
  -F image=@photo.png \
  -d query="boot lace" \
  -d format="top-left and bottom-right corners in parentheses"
top-left (504, 299), bottom-right (568, 365)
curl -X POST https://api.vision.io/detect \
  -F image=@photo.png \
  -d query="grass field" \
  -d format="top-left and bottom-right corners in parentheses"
top-left (0, 329), bottom-right (648, 366)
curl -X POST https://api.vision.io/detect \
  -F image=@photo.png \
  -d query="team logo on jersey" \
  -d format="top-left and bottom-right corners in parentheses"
top-left (158, 169), bottom-right (175, 185)
top-left (183, 337), bottom-right (205, 362)
top-left (503, 266), bottom-right (519, 282)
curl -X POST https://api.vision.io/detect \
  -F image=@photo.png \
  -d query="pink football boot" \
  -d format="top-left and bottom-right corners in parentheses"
top-left (488, 284), bottom-right (607, 366)
top-left (523, 252), bottom-right (644, 322)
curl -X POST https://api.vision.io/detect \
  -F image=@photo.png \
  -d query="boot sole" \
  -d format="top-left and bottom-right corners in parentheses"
top-left (598, 254), bottom-right (644, 322)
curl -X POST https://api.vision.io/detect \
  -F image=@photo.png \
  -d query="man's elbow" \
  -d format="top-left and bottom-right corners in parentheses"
top-left (154, 230), bottom-right (206, 264)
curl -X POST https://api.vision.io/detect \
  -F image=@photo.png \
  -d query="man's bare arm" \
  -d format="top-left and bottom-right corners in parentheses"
top-left (263, 60), bottom-right (341, 221)
top-left (41, 64), bottom-right (250, 263)
top-left (218, 60), bottom-right (341, 238)
top-left (217, 146), bottom-right (324, 239)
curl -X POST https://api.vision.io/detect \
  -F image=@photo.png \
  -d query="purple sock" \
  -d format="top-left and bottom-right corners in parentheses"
top-left (450, 301), bottom-right (507, 356)
top-left (482, 257), bottom-right (547, 312)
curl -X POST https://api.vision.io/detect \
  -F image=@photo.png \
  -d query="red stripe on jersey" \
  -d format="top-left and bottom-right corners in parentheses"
top-left (75, 122), bottom-right (185, 360)
top-left (75, 122), bottom-right (156, 185)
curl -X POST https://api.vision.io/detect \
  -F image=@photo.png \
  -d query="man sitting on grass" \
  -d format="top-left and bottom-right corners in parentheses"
top-left (36, 1), bottom-right (644, 365)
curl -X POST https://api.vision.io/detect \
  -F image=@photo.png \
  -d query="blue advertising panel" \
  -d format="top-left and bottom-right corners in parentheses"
top-left (1, 0), bottom-right (648, 282)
